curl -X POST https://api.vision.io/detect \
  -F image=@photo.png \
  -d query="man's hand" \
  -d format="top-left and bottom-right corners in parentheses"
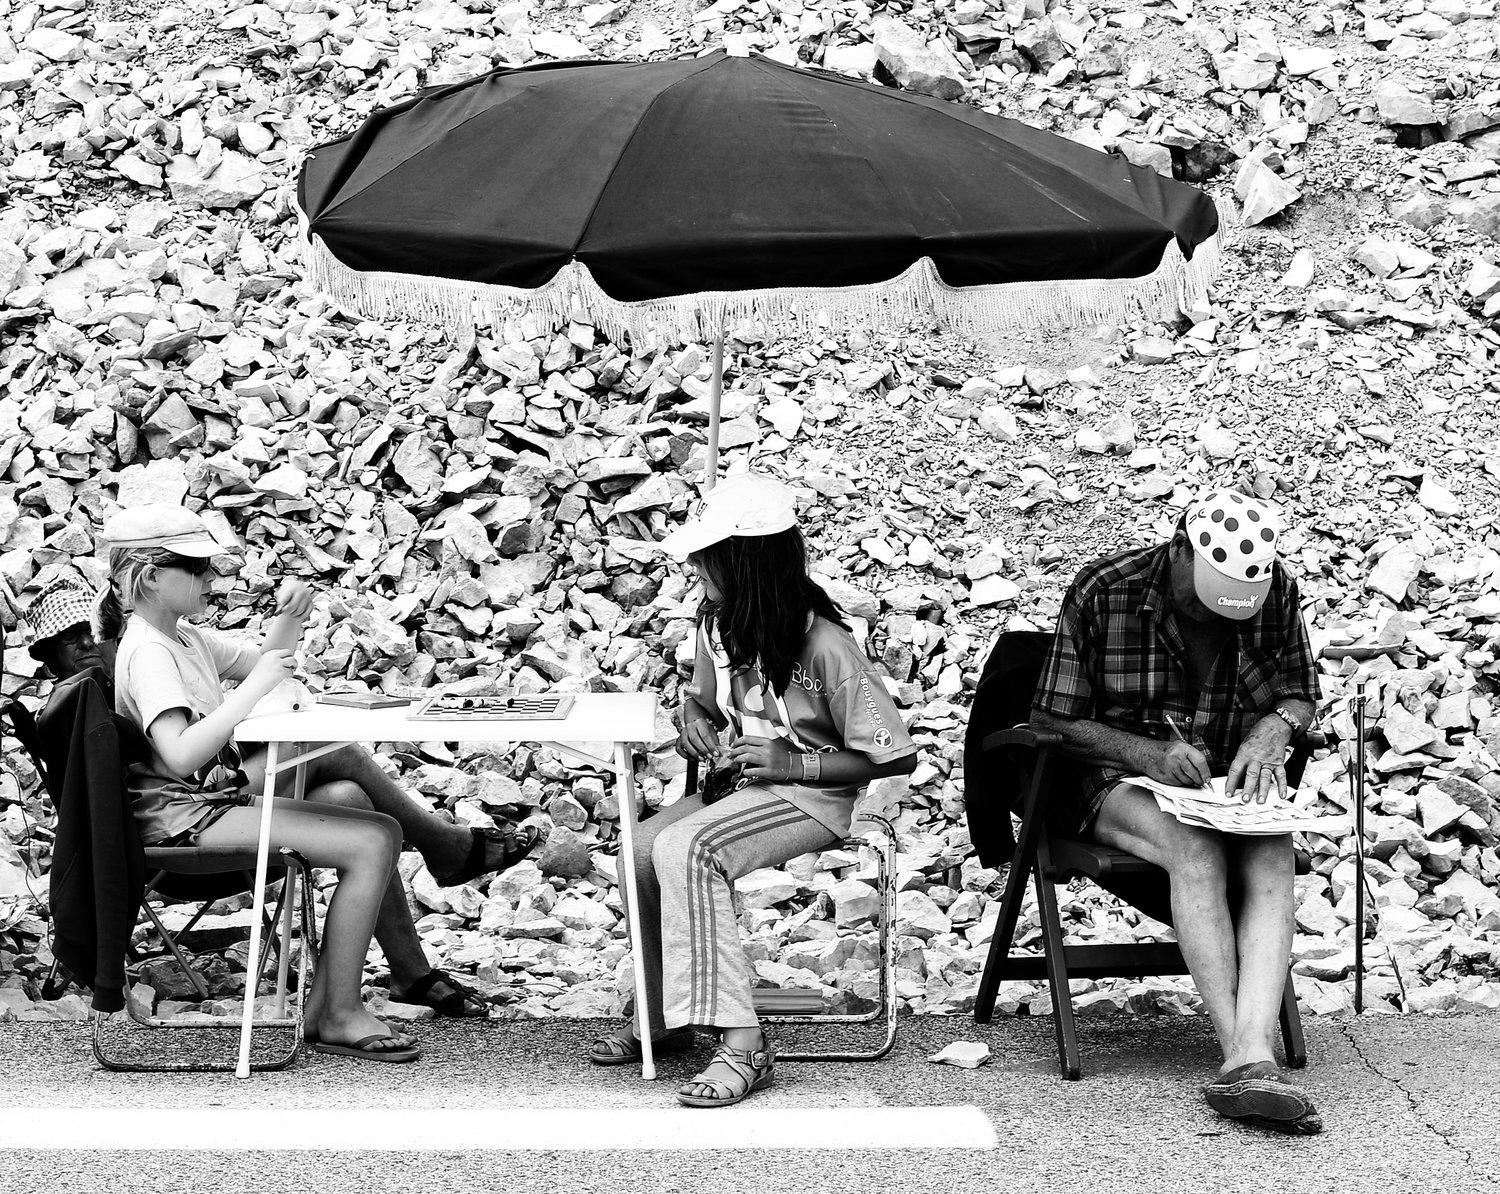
top-left (1147, 740), bottom-right (1212, 789)
top-left (727, 735), bottom-right (798, 783)
top-left (1225, 720), bottom-right (1291, 804)
top-left (676, 718), bottom-right (722, 762)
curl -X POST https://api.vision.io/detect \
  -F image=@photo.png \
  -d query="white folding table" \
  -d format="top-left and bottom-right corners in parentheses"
top-left (232, 692), bottom-right (659, 1080)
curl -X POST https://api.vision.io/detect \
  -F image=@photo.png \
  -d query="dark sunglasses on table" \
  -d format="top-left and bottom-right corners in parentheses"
top-left (156, 555), bottom-right (213, 576)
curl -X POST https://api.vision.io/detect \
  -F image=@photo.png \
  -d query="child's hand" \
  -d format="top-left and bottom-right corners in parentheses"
top-left (276, 580), bottom-right (314, 619)
top-left (247, 648), bottom-right (296, 697)
top-left (728, 735), bottom-right (797, 783)
top-left (677, 718), bottom-right (722, 761)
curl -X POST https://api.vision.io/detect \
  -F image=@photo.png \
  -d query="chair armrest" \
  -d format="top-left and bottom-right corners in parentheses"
top-left (982, 726), bottom-right (1064, 753)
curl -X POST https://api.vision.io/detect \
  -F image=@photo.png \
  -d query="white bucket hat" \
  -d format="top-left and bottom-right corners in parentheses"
top-left (658, 473), bottom-right (797, 559)
top-left (1184, 488), bottom-right (1282, 620)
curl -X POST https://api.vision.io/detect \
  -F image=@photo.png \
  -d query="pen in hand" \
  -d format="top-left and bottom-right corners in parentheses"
top-left (1163, 713), bottom-right (1210, 790)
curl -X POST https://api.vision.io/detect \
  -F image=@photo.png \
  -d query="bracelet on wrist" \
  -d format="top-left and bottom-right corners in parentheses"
top-left (801, 751), bottom-right (821, 782)
top-left (1270, 706), bottom-right (1302, 735)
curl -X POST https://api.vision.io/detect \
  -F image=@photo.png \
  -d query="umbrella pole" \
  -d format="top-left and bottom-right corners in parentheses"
top-left (1353, 681), bottom-right (1367, 1014)
top-left (705, 329), bottom-right (725, 492)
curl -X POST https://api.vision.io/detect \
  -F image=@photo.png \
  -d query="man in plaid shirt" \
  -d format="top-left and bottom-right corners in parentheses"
top-left (1032, 489), bottom-right (1321, 1134)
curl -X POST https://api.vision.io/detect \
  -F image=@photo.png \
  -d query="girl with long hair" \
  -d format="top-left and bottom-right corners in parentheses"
top-left (590, 473), bottom-right (918, 1106)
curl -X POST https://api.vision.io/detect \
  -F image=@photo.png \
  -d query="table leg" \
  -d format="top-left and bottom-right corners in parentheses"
top-left (236, 739), bottom-right (281, 1079)
top-left (613, 741), bottom-right (655, 1081)
top-left (273, 754), bottom-right (307, 1018)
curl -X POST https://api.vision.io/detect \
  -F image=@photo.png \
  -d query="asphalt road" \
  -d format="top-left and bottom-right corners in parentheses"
top-left (1, 1013), bottom-right (1496, 1194)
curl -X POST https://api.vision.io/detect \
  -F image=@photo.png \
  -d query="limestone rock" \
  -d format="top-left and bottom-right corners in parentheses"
top-left (1372, 78), bottom-right (1437, 126)
top-left (1367, 544), bottom-right (1423, 603)
top-left (1235, 160), bottom-right (1301, 225)
top-left (871, 17), bottom-right (967, 100)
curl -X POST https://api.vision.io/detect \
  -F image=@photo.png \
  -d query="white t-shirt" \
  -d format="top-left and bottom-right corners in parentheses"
top-left (115, 616), bottom-right (259, 781)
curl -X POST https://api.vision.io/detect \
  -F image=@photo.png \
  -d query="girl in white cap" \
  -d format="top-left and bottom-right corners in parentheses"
top-left (101, 503), bottom-right (539, 1060)
top-left (590, 472), bottom-right (919, 1107)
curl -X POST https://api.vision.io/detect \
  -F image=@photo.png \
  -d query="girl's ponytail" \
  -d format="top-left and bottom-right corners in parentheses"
top-left (95, 580), bottom-right (127, 643)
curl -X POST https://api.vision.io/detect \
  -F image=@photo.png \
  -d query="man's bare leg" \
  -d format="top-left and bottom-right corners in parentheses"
top-left (1222, 833), bottom-right (1295, 1071)
top-left (1092, 783), bottom-right (1244, 1063)
top-left (302, 780), bottom-right (481, 1013)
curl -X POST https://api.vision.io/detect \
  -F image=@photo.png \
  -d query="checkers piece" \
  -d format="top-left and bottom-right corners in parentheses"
top-left (408, 692), bottom-right (575, 722)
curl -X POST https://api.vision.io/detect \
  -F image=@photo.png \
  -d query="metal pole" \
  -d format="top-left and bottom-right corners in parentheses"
top-left (237, 740), bottom-right (280, 1078)
top-left (273, 754), bottom-right (308, 1019)
top-left (1353, 681), bottom-right (1367, 1014)
top-left (614, 741), bottom-right (655, 1080)
top-left (704, 329), bottom-right (725, 491)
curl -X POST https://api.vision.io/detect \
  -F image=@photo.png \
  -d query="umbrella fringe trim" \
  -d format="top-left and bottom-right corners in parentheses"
top-left (301, 226), bottom-right (1221, 346)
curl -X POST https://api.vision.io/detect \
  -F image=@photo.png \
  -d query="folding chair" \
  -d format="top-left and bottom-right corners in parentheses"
top-left (676, 759), bottom-right (899, 1061)
top-left (18, 670), bottom-right (319, 1072)
top-left (965, 630), bottom-right (1315, 1080)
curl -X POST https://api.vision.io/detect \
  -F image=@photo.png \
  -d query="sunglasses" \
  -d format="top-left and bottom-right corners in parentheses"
top-left (157, 555), bottom-right (213, 577)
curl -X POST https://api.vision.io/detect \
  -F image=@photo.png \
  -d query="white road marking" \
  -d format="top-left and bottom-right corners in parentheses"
top-left (4, 1106), bottom-right (995, 1151)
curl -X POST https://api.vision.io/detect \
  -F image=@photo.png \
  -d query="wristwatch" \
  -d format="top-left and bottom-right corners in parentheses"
top-left (1270, 705), bottom-right (1303, 735)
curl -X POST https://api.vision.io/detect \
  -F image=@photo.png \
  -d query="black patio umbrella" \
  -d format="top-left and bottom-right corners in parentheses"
top-left (296, 49), bottom-right (1223, 475)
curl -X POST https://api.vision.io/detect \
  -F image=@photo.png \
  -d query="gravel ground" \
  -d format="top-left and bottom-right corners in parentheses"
top-left (1, 1013), bottom-right (1497, 1193)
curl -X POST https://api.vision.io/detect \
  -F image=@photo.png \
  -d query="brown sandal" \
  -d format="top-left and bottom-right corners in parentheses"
top-left (589, 1026), bottom-right (697, 1066)
top-left (677, 1037), bottom-right (775, 1107)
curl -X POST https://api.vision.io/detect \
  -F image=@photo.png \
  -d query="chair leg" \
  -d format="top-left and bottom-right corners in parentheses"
top-left (254, 878), bottom-right (295, 998)
top-left (772, 817), bottom-right (899, 1062)
top-left (1032, 862), bottom-right (1081, 1080)
top-left (974, 798), bottom-right (1051, 1023)
top-left (139, 900), bottom-right (211, 1000)
top-left (1279, 968), bottom-right (1307, 1069)
top-left (973, 852), bottom-right (1029, 1023)
top-left (95, 861), bottom-right (313, 1074)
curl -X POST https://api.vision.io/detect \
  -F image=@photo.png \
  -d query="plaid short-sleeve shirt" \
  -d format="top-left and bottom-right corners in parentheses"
top-left (1032, 542), bottom-right (1319, 829)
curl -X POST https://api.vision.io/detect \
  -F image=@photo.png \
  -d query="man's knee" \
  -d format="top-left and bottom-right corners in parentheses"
top-left (1236, 834), bottom-right (1295, 883)
top-left (308, 780), bottom-right (371, 811)
top-left (1166, 828), bottom-right (1229, 885)
top-left (324, 743), bottom-right (370, 774)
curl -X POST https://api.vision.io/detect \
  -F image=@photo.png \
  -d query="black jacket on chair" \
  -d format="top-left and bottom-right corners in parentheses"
top-left (38, 669), bottom-right (144, 1014)
top-left (962, 631), bottom-right (1087, 867)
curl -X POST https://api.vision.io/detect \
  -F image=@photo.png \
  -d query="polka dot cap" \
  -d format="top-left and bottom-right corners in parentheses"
top-left (1184, 489), bottom-right (1282, 619)
top-left (1187, 489), bottom-right (1281, 580)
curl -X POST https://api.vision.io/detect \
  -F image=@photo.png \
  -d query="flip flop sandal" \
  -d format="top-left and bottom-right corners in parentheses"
top-left (677, 1038), bottom-right (776, 1108)
top-left (434, 821), bottom-right (546, 888)
top-left (311, 1034), bottom-right (421, 1064)
top-left (305, 1020), bottom-right (417, 1047)
top-left (589, 1026), bottom-right (698, 1066)
top-left (392, 969), bottom-right (490, 1018)
top-left (1204, 1061), bottom-right (1313, 1123)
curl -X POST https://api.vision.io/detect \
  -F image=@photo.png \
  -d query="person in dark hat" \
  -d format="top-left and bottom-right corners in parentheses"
top-left (24, 578), bottom-right (115, 691)
top-left (1031, 488), bottom-right (1322, 1134)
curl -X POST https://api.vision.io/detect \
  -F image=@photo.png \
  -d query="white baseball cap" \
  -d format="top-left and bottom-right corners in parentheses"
top-left (658, 473), bottom-right (797, 559)
top-left (1184, 488), bottom-right (1282, 620)
top-left (100, 503), bottom-right (225, 557)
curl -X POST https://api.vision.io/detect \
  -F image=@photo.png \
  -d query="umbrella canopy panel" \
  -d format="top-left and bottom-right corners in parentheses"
top-left (298, 51), bottom-right (1223, 341)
